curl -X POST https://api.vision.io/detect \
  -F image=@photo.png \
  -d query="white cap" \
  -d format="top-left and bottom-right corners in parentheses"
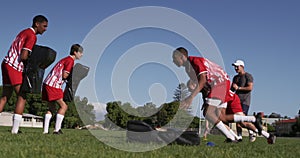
top-left (232, 60), bottom-right (244, 67)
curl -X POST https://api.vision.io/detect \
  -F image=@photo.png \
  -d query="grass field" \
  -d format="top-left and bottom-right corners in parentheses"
top-left (0, 126), bottom-right (299, 158)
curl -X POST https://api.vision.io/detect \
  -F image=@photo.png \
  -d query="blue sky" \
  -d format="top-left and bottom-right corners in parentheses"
top-left (0, 0), bottom-right (300, 119)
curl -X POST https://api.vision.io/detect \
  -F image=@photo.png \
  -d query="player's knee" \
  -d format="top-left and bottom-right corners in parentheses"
top-left (218, 115), bottom-right (227, 122)
top-left (0, 96), bottom-right (8, 103)
top-left (17, 92), bottom-right (27, 100)
top-left (239, 122), bottom-right (247, 128)
top-left (62, 104), bottom-right (68, 111)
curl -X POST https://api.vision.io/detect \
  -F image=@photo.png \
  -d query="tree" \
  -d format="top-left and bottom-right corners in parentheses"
top-left (292, 117), bottom-right (300, 136)
top-left (189, 117), bottom-right (200, 128)
top-left (0, 86), bottom-right (95, 129)
top-left (26, 93), bottom-right (48, 116)
top-left (0, 87), bottom-right (47, 115)
top-left (156, 101), bottom-right (179, 127)
top-left (74, 97), bottom-right (96, 125)
top-left (122, 102), bottom-right (138, 116)
top-left (104, 101), bottom-right (123, 129)
top-left (136, 102), bottom-right (158, 117)
top-left (104, 100), bottom-right (200, 130)
top-left (0, 86), bottom-right (17, 112)
top-left (173, 83), bottom-right (189, 101)
top-left (57, 96), bottom-right (96, 128)
top-left (267, 123), bottom-right (275, 133)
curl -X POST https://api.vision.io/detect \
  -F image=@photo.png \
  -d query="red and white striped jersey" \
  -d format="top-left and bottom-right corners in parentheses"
top-left (3, 28), bottom-right (36, 72)
top-left (186, 56), bottom-right (230, 86)
top-left (43, 56), bottom-right (74, 89)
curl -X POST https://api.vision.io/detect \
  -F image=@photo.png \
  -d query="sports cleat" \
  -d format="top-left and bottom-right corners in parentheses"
top-left (254, 113), bottom-right (263, 135)
top-left (237, 136), bottom-right (243, 142)
top-left (224, 138), bottom-right (238, 143)
top-left (11, 130), bottom-right (22, 134)
top-left (267, 134), bottom-right (276, 144)
top-left (53, 129), bottom-right (63, 135)
top-left (249, 134), bottom-right (256, 142)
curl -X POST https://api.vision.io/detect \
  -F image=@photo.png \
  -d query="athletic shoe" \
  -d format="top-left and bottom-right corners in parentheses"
top-left (224, 138), bottom-right (238, 143)
top-left (237, 136), bottom-right (243, 142)
top-left (43, 132), bottom-right (49, 134)
top-left (53, 129), bottom-right (63, 135)
top-left (254, 113), bottom-right (263, 135)
top-left (267, 134), bottom-right (276, 144)
top-left (11, 130), bottom-right (22, 134)
top-left (249, 134), bottom-right (256, 142)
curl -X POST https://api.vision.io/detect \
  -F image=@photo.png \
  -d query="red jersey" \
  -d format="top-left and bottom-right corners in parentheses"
top-left (187, 56), bottom-right (231, 103)
top-left (3, 28), bottom-right (37, 72)
top-left (186, 56), bottom-right (229, 86)
top-left (43, 56), bottom-right (74, 89)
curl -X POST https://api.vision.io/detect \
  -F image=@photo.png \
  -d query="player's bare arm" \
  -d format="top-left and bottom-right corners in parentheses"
top-left (180, 73), bottom-right (207, 109)
top-left (62, 71), bottom-right (70, 80)
top-left (20, 49), bottom-right (30, 61)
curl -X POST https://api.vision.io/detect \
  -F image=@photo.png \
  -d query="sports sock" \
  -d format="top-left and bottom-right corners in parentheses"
top-left (55, 114), bottom-right (64, 132)
top-left (43, 113), bottom-right (52, 133)
top-left (229, 129), bottom-right (239, 140)
top-left (249, 129), bottom-right (254, 135)
top-left (237, 126), bottom-right (243, 137)
top-left (233, 115), bottom-right (255, 122)
top-left (215, 121), bottom-right (235, 140)
top-left (11, 114), bottom-right (22, 134)
top-left (261, 130), bottom-right (270, 139)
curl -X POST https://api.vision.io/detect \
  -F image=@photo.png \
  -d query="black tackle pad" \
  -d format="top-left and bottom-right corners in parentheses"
top-left (126, 120), bottom-right (165, 143)
top-left (63, 63), bottom-right (89, 102)
top-left (30, 45), bottom-right (57, 69)
top-left (21, 45), bottom-right (57, 94)
top-left (126, 120), bottom-right (200, 145)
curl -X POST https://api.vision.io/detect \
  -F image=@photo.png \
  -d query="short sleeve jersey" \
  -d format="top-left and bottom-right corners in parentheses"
top-left (186, 56), bottom-right (230, 86)
top-left (43, 56), bottom-right (74, 89)
top-left (3, 28), bottom-right (37, 72)
top-left (232, 72), bottom-right (253, 106)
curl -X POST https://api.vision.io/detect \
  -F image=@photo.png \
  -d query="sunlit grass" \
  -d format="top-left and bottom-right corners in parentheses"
top-left (0, 126), bottom-right (299, 158)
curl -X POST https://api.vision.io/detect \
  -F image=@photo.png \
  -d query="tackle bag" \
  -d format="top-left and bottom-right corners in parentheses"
top-left (158, 128), bottom-right (200, 145)
top-left (126, 120), bottom-right (200, 145)
top-left (21, 45), bottom-right (56, 94)
top-left (63, 63), bottom-right (89, 102)
top-left (126, 120), bottom-right (165, 143)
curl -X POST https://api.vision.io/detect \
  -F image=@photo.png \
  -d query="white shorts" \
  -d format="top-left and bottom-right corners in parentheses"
top-left (206, 98), bottom-right (227, 108)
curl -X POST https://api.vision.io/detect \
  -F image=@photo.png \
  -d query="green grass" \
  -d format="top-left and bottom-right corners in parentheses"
top-left (0, 126), bottom-right (299, 158)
